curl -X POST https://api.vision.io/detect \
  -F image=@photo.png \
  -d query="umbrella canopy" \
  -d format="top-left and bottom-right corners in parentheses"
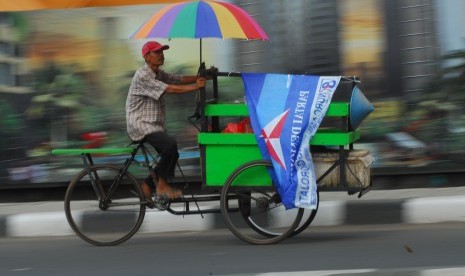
top-left (131, 0), bottom-right (268, 63)
top-left (132, 0), bottom-right (268, 40)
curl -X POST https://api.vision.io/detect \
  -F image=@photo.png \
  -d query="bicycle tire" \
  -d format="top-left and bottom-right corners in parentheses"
top-left (220, 160), bottom-right (304, 245)
top-left (290, 188), bottom-right (319, 236)
top-left (64, 164), bottom-right (146, 246)
top-left (244, 188), bottom-right (319, 238)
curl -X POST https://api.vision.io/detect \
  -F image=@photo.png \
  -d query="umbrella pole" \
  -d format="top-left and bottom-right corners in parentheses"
top-left (200, 38), bottom-right (202, 65)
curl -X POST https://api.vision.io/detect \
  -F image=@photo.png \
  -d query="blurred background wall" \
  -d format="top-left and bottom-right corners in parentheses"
top-left (0, 0), bottom-right (464, 188)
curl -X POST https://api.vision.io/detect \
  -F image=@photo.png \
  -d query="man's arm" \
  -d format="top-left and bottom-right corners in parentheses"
top-left (165, 78), bottom-right (206, 94)
top-left (180, 75), bottom-right (199, 84)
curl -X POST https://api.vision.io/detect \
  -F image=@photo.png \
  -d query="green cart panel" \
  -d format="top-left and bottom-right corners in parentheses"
top-left (205, 102), bottom-right (349, 117)
top-left (203, 144), bottom-right (271, 187)
top-left (198, 131), bottom-right (359, 187)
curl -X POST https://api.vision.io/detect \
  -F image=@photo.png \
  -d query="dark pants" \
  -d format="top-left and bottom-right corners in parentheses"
top-left (143, 132), bottom-right (179, 188)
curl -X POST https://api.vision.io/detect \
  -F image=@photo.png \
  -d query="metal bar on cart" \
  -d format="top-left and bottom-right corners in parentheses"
top-left (166, 194), bottom-right (241, 215)
top-left (212, 75), bottom-right (220, 131)
top-left (216, 72), bottom-right (241, 77)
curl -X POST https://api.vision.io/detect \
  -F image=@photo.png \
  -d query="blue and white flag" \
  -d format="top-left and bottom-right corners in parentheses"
top-left (242, 73), bottom-right (341, 210)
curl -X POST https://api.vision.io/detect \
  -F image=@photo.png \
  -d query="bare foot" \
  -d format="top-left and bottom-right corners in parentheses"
top-left (156, 178), bottom-right (182, 199)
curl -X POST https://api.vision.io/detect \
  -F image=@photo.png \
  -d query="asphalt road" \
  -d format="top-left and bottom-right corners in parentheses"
top-left (1, 223), bottom-right (465, 276)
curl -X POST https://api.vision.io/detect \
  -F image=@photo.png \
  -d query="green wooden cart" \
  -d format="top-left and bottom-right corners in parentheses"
top-left (52, 71), bottom-right (372, 246)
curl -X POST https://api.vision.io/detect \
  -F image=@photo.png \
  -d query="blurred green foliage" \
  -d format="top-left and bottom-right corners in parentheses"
top-left (0, 100), bottom-right (25, 135)
top-left (401, 50), bottom-right (465, 158)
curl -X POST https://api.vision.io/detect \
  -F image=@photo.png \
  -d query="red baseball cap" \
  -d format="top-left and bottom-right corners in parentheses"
top-left (141, 41), bottom-right (169, 57)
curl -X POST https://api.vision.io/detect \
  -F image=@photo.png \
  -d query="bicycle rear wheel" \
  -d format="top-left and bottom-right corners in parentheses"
top-left (220, 160), bottom-right (304, 245)
top-left (64, 165), bottom-right (146, 246)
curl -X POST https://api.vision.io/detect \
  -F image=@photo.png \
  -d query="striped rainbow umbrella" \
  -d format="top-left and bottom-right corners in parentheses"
top-left (131, 0), bottom-right (268, 63)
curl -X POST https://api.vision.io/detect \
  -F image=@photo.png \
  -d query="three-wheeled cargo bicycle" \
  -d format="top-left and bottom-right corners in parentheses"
top-left (52, 69), bottom-right (373, 246)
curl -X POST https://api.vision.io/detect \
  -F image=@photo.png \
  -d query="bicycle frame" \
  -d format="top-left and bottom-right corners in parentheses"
top-left (80, 142), bottom-right (156, 206)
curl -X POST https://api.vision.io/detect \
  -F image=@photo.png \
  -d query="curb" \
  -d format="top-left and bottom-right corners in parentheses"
top-left (221, 267), bottom-right (465, 276)
top-left (1, 196), bottom-right (465, 238)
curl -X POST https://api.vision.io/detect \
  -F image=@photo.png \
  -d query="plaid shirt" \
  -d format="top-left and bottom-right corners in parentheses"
top-left (126, 64), bottom-right (182, 141)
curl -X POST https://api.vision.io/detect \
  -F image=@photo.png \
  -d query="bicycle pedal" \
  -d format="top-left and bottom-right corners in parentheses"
top-left (153, 195), bottom-right (170, 211)
top-left (145, 200), bottom-right (155, 209)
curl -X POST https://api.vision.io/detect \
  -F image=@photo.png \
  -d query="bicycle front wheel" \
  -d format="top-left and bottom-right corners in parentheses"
top-left (220, 160), bottom-right (304, 245)
top-left (64, 165), bottom-right (146, 246)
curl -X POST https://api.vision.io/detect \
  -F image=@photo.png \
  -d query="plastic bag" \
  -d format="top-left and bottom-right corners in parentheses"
top-left (222, 118), bottom-right (253, 133)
